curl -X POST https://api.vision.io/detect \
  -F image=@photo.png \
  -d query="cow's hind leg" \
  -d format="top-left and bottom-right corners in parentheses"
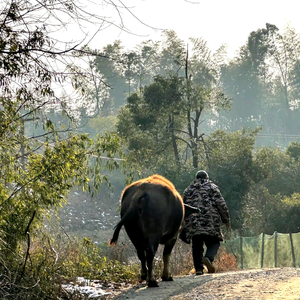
top-left (136, 247), bottom-right (147, 282)
top-left (161, 238), bottom-right (176, 281)
top-left (146, 238), bottom-right (159, 287)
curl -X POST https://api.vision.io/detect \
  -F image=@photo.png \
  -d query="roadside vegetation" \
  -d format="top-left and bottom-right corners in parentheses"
top-left (1, 1), bottom-right (300, 299)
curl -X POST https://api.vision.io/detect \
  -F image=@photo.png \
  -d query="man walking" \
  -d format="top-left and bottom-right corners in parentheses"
top-left (182, 170), bottom-right (231, 275)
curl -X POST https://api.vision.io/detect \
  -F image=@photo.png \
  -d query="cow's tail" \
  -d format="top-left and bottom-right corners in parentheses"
top-left (109, 218), bottom-right (124, 247)
top-left (109, 196), bottom-right (139, 247)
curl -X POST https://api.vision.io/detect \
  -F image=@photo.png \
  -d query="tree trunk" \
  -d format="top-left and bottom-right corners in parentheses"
top-left (169, 114), bottom-right (180, 164)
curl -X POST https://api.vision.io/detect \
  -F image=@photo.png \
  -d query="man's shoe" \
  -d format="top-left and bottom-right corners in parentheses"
top-left (203, 257), bottom-right (215, 273)
top-left (195, 269), bottom-right (203, 276)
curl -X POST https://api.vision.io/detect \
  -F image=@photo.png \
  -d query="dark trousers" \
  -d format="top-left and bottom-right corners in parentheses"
top-left (191, 235), bottom-right (220, 271)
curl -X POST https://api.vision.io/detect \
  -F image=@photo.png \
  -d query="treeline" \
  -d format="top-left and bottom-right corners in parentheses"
top-left (1, 1), bottom-right (300, 297)
top-left (75, 25), bottom-right (300, 236)
top-left (78, 25), bottom-right (300, 142)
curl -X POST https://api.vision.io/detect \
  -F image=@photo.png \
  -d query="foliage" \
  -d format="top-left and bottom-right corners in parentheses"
top-left (220, 23), bottom-right (300, 139)
top-left (282, 193), bottom-right (300, 206)
top-left (69, 41), bottom-right (128, 118)
top-left (0, 0), bottom-right (127, 239)
top-left (286, 141), bottom-right (300, 161)
top-left (0, 1), bottom-right (128, 298)
top-left (58, 237), bottom-right (140, 283)
top-left (87, 115), bottom-right (118, 138)
top-left (116, 33), bottom-right (230, 180)
top-left (116, 75), bottom-right (184, 179)
top-left (242, 186), bottom-right (284, 235)
top-left (0, 232), bottom-right (140, 300)
top-left (203, 128), bottom-right (260, 229)
top-left (253, 146), bottom-right (300, 196)
top-left (241, 143), bottom-right (300, 235)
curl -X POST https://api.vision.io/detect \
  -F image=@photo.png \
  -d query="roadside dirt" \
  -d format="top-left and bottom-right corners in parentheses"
top-left (111, 268), bottom-right (300, 300)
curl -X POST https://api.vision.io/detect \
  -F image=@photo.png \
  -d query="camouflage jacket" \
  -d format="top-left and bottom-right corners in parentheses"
top-left (182, 179), bottom-right (230, 242)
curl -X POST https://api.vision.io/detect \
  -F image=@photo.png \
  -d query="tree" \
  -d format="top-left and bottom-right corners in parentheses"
top-left (158, 30), bottom-right (186, 76)
top-left (72, 40), bottom-right (161, 118)
top-left (286, 141), bottom-right (300, 161)
top-left (117, 74), bottom-right (185, 175)
top-left (91, 41), bottom-right (128, 111)
top-left (267, 24), bottom-right (300, 134)
top-left (220, 25), bottom-right (271, 131)
top-left (242, 142), bottom-right (300, 235)
top-left (117, 32), bottom-right (231, 180)
top-left (220, 23), bottom-right (300, 139)
top-left (204, 128), bottom-right (260, 230)
top-left (254, 147), bottom-right (300, 197)
top-left (184, 38), bottom-right (231, 168)
top-left (0, 1), bottom-right (127, 297)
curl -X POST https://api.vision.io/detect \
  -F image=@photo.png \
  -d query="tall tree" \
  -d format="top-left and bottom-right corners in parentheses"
top-left (220, 26), bottom-right (270, 130)
top-left (242, 142), bottom-right (300, 234)
top-left (205, 128), bottom-right (259, 230)
top-left (220, 23), bottom-right (300, 138)
top-left (185, 38), bottom-right (230, 168)
top-left (0, 2), bottom-right (125, 295)
top-left (267, 24), bottom-right (300, 134)
top-left (117, 74), bottom-right (185, 172)
top-left (117, 33), bottom-right (230, 178)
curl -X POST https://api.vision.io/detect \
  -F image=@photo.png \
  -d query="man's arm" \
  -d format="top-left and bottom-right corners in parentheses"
top-left (212, 188), bottom-right (231, 226)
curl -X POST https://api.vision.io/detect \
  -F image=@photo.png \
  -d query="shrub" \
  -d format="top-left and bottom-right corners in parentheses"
top-left (214, 247), bottom-right (238, 272)
top-left (0, 231), bottom-right (140, 300)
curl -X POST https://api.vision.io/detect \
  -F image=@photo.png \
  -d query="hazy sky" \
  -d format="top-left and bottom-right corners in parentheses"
top-left (81, 0), bottom-right (300, 58)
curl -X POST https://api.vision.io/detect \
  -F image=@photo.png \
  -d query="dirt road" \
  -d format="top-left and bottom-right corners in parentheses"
top-left (112, 268), bottom-right (300, 300)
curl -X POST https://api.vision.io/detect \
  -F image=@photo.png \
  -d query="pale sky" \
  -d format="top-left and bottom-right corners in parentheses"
top-left (81, 0), bottom-right (300, 58)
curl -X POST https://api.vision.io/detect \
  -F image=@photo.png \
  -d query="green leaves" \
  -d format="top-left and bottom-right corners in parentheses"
top-left (286, 142), bottom-right (300, 161)
top-left (220, 23), bottom-right (300, 136)
top-left (241, 141), bottom-right (300, 234)
top-left (0, 1), bottom-right (124, 254)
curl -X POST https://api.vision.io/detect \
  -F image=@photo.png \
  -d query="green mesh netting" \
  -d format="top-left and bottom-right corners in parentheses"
top-left (223, 232), bottom-right (300, 269)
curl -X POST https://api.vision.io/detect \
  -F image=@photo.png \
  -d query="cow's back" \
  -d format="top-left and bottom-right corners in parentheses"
top-left (120, 175), bottom-right (184, 244)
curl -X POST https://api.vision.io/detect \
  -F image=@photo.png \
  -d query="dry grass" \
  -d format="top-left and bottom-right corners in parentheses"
top-left (214, 247), bottom-right (238, 272)
top-left (106, 239), bottom-right (239, 280)
top-left (185, 246), bottom-right (239, 275)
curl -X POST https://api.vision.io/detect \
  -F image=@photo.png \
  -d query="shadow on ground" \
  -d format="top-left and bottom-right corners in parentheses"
top-left (112, 274), bottom-right (213, 300)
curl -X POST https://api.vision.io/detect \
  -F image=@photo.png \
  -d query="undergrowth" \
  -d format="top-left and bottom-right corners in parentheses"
top-left (0, 228), bottom-right (238, 299)
top-left (0, 231), bottom-right (140, 300)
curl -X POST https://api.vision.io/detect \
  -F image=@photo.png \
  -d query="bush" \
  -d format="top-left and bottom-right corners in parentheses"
top-left (214, 247), bottom-right (238, 272)
top-left (0, 231), bottom-right (140, 300)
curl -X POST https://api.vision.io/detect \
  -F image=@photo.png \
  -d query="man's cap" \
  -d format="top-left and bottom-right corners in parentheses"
top-left (196, 170), bottom-right (209, 179)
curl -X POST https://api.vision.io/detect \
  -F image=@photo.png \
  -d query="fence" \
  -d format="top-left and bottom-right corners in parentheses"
top-left (223, 232), bottom-right (300, 269)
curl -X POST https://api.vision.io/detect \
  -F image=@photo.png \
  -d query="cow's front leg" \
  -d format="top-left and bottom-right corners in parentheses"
top-left (161, 238), bottom-right (176, 281)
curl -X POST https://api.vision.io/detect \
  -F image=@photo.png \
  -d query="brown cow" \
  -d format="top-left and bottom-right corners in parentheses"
top-left (109, 174), bottom-right (198, 287)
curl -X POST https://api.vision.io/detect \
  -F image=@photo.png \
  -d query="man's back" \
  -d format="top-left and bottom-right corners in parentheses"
top-left (183, 179), bottom-right (229, 240)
